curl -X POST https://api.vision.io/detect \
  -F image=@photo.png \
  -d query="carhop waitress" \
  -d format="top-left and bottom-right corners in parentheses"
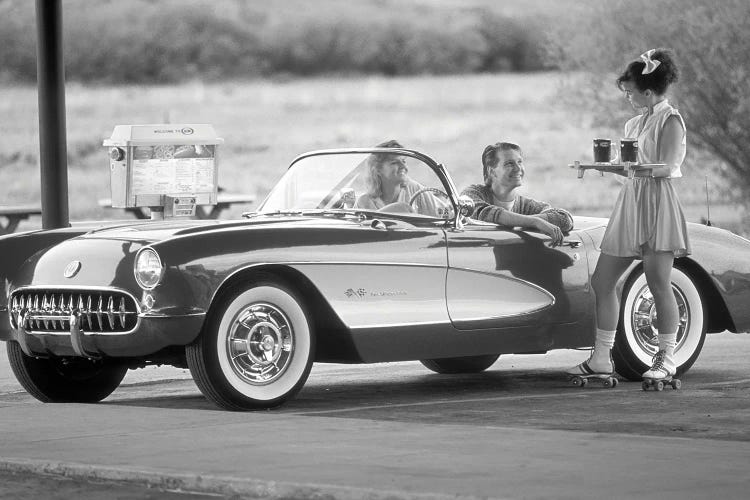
top-left (566, 48), bottom-right (690, 388)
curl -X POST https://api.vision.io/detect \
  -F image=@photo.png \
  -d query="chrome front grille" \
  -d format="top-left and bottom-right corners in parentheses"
top-left (9, 289), bottom-right (139, 334)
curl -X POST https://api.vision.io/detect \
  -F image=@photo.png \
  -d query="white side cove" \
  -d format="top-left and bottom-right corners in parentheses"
top-left (291, 263), bottom-right (449, 329)
top-left (446, 268), bottom-right (554, 323)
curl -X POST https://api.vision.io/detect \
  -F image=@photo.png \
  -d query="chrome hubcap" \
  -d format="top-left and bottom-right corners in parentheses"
top-left (630, 284), bottom-right (689, 356)
top-left (226, 303), bottom-right (293, 385)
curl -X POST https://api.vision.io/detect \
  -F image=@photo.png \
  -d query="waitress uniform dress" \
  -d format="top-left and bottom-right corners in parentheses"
top-left (600, 100), bottom-right (691, 258)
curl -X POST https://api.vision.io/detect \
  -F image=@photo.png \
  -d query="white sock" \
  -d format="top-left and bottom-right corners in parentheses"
top-left (594, 328), bottom-right (616, 350)
top-left (659, 331), bottom-right (677, 356)
top-left (591, 328), bottom-right (616, 365)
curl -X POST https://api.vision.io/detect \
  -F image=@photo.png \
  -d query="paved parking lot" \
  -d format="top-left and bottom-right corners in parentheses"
top-left (1, 332), bottom-right (749, 499)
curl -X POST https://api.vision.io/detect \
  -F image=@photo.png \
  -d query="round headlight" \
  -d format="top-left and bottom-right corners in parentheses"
top-left (134, 248), bottom-right (163, 290)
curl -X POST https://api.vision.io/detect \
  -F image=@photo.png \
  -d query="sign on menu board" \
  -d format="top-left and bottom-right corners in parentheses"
top-left (130, 144), bottom-right (216, 196)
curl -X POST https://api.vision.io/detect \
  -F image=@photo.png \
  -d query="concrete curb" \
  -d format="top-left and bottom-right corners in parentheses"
top-left (0, 457), bottom-right (502, 500)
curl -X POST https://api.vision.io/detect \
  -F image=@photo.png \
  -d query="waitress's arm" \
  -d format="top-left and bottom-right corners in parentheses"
top-left (650, 115), bottom-right (686, 178)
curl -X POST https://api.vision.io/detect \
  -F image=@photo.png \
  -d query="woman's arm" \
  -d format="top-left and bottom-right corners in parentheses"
top-left (654, 114), bottom-right (686, 177)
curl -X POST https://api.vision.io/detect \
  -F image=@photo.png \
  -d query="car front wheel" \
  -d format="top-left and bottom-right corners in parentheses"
top-left (613, 267), bottom-right (706, 380)
top-left (187, 277), bottom-right (314, 410)
top-left (6, 341), bottom-right (127, 403)
top-left (420, 354), bottom-right (500, 374)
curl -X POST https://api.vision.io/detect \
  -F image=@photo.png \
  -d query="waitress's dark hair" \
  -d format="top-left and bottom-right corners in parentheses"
top-left (616, 48), bottom-right (679, 95)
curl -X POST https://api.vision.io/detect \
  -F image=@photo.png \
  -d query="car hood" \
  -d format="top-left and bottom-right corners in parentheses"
top-left (75, 215), bottom-right (371, 243)
top-left (11, 215), bottom-right (383, 289)
top-left (570, 216), bottom-right (608, 232)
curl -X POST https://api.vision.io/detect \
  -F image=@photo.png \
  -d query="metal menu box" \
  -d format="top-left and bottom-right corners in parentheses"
top-left (103, 124), bottom-right (224, 209)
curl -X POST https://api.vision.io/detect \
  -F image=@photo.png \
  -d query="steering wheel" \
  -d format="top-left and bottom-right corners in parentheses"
top-left (408, 187), bottom-right (448, 211)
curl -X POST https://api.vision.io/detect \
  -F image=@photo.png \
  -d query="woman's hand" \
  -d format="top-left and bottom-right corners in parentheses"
top-left (534, 218), bottom-right (564, 247)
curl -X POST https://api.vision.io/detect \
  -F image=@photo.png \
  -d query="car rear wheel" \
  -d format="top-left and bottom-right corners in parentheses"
top-left (6, 342), bottom-right (127, 403)
top-left (613, 267), bottom-right (706, 380)
top-left (420, 354), bottom-right (500, 374)
top-left (187, 277), bottom-right (314, 410)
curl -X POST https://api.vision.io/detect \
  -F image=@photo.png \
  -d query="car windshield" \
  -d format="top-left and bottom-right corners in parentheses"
top-left (257, 151), bottom-right (454, 219)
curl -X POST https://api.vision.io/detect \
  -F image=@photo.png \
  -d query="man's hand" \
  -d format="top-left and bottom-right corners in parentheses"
top-left (534, 218), bottom-right (564, 247)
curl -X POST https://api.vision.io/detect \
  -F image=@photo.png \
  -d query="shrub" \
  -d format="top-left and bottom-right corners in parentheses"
top-left (546, 0), bottom-right (750, 209)
top-left (475, 9), bottom-right (550, 72)
top-left (0, 1), bottom-right (37, 81)
top-left (63, 1), bottom-right (263, 83)
top-left (0, 0), bottom-right (556, 82)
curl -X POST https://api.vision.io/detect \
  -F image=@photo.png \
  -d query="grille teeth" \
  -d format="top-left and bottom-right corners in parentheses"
top-left (49, 295), bottom-right (58, 330)
top-left (10, 296), bottom-right (18, 329)
top-left (9, 289), bottom-right (138, 334)
top-left (119, 298), bottom-right (127, 328)
top-left (96, 296), bottom-right (103, 330)
top-left (106, 296), bottom-right (115, 330)
top-left (32, 295), bottom-right (39, 329)
top-left (58, 294), bottom-right (66, 330)
top-left (42, 295), bottom-right (51, 330)
top-left (83, 295), bottom-right (91, 329)
top-left (14, 295), bottom-right (24, 329)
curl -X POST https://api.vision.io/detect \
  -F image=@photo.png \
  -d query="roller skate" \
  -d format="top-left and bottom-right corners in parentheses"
top-left (641, 350), bottom-right (681, 391)
top-left (565, 353), bottom-right (618, 389)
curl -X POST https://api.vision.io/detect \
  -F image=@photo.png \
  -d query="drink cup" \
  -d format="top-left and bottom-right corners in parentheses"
top-left (593, 138), bottom-right (613, 164)
top-left (620, 138), bottom-right (639, 164)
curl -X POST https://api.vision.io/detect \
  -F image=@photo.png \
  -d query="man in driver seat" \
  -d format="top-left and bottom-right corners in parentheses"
top-left (354, 140), bottom-right (441, 216)
top-left (461, 142), bottom-right (573, 245)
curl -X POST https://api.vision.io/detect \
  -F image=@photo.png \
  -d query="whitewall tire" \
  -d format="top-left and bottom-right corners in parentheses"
top-left (613, 267), bottom-right (706, 380)
top-left (187, 278), bottom-right (314, 410)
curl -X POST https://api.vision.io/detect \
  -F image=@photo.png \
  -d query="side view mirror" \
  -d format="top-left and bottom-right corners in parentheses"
top-left (457, 195), bottom-right (475, 217)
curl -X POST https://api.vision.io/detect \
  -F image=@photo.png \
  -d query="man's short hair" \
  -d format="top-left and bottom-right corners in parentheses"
top-left (482, 142), bottom-right (523, 184)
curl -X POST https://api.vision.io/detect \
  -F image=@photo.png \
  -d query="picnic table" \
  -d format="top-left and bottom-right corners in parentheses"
top-left (0, 205), bottom-right (42, 235)
top-left (98, 192), bottom-right (256, 220)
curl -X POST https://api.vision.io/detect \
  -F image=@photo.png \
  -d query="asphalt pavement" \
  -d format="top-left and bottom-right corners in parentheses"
top-left (1, 332), bottom-right (750, 500)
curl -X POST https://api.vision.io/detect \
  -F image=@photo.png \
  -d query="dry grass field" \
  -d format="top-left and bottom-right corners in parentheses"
top-left (0, 72), bottom-right (744, 233)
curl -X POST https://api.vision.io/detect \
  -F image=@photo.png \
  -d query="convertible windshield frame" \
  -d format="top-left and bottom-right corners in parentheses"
top-left (255, 148), bottom-right (462, 223)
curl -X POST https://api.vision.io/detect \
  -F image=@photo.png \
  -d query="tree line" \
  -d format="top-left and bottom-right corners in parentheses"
top-left (0, 0), bottom-right (554, 84)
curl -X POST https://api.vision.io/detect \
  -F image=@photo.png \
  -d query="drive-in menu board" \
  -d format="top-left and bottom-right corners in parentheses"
top-left (130, 144), bottom-right (216, 195)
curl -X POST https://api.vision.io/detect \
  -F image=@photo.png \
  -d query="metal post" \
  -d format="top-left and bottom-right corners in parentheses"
top-left (36, 0), bottom-right (69, 229)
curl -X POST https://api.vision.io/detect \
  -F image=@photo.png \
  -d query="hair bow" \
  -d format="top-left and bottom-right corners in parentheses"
top-left (639, 49), bottom-right (661, 75)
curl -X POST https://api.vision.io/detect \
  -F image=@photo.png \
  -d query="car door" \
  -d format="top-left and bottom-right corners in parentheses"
top-left (445, 220), bottom-right (591, 331)
top-left (290, 218), bottom-right (449, 329)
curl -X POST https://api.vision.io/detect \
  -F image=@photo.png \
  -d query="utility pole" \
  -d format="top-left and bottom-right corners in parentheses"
top-left (36, 0), bottom-right (69, 229)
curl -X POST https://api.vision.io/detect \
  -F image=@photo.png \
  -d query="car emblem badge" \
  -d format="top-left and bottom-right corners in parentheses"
top-left (64, 260), bottom-right (82, 278)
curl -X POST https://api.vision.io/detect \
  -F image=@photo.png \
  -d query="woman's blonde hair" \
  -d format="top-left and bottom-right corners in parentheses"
top-left (365, 139), bottom-right (404, 197)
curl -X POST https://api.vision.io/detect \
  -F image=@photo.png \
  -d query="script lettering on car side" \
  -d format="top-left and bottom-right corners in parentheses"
top-left (345, 288), bottom-right (406, 298)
